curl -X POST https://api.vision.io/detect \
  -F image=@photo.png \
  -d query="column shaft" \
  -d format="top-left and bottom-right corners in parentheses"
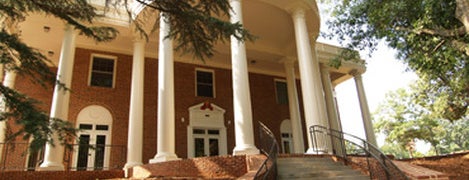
top-left (124, 39), bottom-right (145, 171)
top-left (229, 0), bottom-right (259, 155)
top-left (353, 73), bottom-right (378, 147)
top-left (0, 70), bottom-right (15, 161)
top-left (150, 14), bottom-right (178, 163)
top-left (291, 8), bottom-right (329, 154)
top-left (39, 24), bottom-right (76, 171)
top-left (320, 65), bottom-right (343, 155)
top-left (284, 61), bottom-right (304, 153)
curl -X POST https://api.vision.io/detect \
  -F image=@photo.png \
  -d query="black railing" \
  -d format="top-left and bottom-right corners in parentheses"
top-left (64, 144), bottom-right (126, 171)
top-left (310, 125), bottom-right (408, 180)
top-left (0, 142), bottom-right (126, 171)
top-left (254, 122), bottom-right (279, 180)
top-left (0, 142), bottom-right (38, 171)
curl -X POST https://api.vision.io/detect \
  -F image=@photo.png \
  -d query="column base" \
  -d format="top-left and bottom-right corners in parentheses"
top-left (305, 147), bottom-right (329, 155)
top-left (149, 152), bottom-right (179, 164)
top-left (37, 161), bottom-right (65, 171)
top-left (124, 162), bottom-right (143, 178)
top-left (124, 161), bottom-right (142, 169)
top-left (233, 145), bottom-right (260, 156)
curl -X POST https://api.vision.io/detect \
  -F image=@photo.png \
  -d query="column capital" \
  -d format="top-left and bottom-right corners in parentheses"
top-left (320, 63), bottom-right (330, 70)
top-left (349, 69), bottom-right (363, 77)
top-left (289, 7), bottom-right (306, 20)
top-left (282, 57), bottom-right (297, 66)
top-left (132, 37), bottom-right (145, 44)
top-left (130, 26), bottom-right (146, 43)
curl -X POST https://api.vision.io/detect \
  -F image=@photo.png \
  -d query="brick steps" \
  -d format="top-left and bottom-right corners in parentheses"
top-left (277, 156), bottom-right (369, 180)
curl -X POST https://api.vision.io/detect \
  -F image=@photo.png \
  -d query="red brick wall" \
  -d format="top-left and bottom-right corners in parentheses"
top-left (0, 170), bottom-right (124, 180)
top-left (132, 155), bottom-right (248, 179)
top-left (12, 47), bottom-right (301, 168)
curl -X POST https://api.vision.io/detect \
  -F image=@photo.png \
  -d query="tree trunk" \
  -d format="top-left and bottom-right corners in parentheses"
top-left (456, 0), bottom-right (469, 33)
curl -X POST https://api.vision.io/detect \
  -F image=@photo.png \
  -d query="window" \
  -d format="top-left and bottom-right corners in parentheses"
top-left (196, 69), bottom-right (215, 97)
top-left (275, 80), bottom-right (288, 104)
top-left (89, 55), bottom-right (116, 88)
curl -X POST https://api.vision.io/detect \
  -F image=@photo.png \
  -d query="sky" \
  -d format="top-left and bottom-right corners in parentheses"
top-left (316, 3), bottom-right (420, 149)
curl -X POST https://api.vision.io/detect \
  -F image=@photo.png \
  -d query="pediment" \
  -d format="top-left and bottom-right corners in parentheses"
top-left (188, 102), bottom-right (226, 114)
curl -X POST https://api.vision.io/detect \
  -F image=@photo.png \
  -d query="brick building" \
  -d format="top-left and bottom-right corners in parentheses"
top-left (0, 0), bottom-right (376, 172)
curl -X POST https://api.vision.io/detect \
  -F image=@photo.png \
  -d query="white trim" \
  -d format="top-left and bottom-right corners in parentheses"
top-left (187, 102), bottom-right (227, 158)
top-left (274, 79), bottom-right (288, 104)
top-left (194, 68), bottom-right (216, 98)
top-left (88, 53), bottom-right (117, 88)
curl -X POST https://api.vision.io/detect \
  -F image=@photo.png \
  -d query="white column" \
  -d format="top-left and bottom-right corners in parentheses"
top-left (124, 38), bottom-right (145, 171)
top-left (291, 8), bottom-right (329, 154)
top-left (229, 0), bottom-right (259, 155)
top-left (320, 64), bottom-right (343, 155)
top-left (149, 14), bottom-right (179, 163)
top-left (0, 16), bottom-right (17, 149)
top-left (0, 70), bottom-right (15, 161)
top-left (284, 60), bottom-right (305, 153)
top-left (352, 71), bottom-right (378, 147)
top-left (39, 24), bottom-right (76, 171)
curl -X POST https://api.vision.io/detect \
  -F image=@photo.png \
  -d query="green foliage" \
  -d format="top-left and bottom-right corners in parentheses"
top-left (129, 0), bottom-right (255, 61)
top-left (374, 84), bottom-right (469, 157)
top-left (380, 143), bottom-right (411, 159)
top-left (433, 117), bottom-right (469, 154)
top-left (324, 0), bottom-right (469, 120)
top-left (0, 0), bottom-right (118, 152)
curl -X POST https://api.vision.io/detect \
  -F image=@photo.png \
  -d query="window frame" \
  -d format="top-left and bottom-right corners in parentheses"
top-left (195, 68), bottom-right (216, 98)
top-left (88, 54), bottom-right (117, 88)
top-left (274, 79), bottom-right (289, 105)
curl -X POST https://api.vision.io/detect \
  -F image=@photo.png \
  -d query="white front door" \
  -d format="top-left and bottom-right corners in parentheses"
top-left (193, 128), bottom-right (220, 157)
top-left (76, 124), bottom-right (110, 171)
top-left (74, 105), bottom-right (113, 171)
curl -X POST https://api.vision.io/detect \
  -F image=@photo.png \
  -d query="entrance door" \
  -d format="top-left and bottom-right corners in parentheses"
top-left (281, 133), bottom-right (293, 154)
top-left (193, 129), bottom-right (220, 157)
top-left (75, 123), bottom-right (110, 171)
top-left (280, 119), bottom-right (294, 153)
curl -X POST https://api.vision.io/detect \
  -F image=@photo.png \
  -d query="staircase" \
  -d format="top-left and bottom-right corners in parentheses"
top-left (277, 156), bottom-right (369, 180)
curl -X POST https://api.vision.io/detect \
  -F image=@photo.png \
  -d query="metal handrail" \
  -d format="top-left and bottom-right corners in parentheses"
top-left (64, 144), bottom-right (126, 171)
top-left (254, 122), bottom-right (279, 180)
top-left (0, 142), bottom-right (34, 171)
top-left (309, 125), bottom-right (408, 180)
top-left (0, 142), bottom-right (126, 171)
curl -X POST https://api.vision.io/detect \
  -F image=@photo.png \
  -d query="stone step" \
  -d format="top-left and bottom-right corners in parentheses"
top-left (278, 168), bottom-right (363, 177)
top-left (278, 175), bottom-right (370, 180)
top-left (277, 165), bottom-right (349, 172)
top-left (277, 157), bottom-right (368, 180)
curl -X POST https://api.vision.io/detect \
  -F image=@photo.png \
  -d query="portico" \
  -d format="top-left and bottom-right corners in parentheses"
top-left (2, 0), bottom-right (377, 172)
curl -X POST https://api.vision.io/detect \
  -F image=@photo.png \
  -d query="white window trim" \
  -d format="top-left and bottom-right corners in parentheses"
top-left (274, 79), bottom-right (288, 104)
top-left (195, 68), bottom-right (216, 98)
top-left (88, 53), bottom-right (117, 88)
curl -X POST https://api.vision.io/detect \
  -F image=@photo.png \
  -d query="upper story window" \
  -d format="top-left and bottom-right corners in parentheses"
top-left (196, 68), bottom-right (215, 98)
top-left (89, 54), bottom-right (116, 88)
top-left (275, 79), bottom-right (288, 104)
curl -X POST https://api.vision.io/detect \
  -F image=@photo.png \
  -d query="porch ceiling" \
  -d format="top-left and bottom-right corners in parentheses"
top-left (17, 0), bottom-right (361, 85)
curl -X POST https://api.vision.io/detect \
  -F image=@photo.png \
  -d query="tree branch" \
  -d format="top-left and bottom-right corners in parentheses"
top-left (451, 39), bottom-right (469, 55)
top-left (395, 26), bottom-right (466, 37)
